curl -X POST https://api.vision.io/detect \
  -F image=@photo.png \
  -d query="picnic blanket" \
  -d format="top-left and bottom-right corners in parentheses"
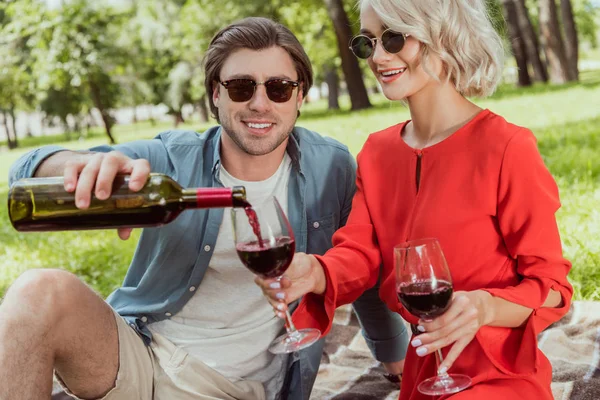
top-left (52, 301), bottom-right (600, 399)
top-left (311, 301), bottom-right (600, 400)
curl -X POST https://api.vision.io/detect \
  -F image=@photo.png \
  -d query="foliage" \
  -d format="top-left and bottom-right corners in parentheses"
top-left (1, 77), bottom-right (599, 300)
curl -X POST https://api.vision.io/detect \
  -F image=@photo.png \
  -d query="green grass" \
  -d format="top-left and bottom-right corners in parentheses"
top-left (1, 76), bottom-right (599, 300)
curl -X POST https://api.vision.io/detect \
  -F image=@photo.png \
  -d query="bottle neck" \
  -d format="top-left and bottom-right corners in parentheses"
top-left (181, 186), bottom-right (248, 209)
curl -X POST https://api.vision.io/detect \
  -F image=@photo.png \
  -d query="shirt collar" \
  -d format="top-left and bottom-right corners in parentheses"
top-left (211, 127), bottom-right (223, 175)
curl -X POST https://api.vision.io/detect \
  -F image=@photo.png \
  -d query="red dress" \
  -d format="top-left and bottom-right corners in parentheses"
top-left (293, 110), bottom-right (573, 399)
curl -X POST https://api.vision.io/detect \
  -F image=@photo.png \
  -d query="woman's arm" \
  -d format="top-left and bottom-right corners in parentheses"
top-left (482, 287), bottom-right (562, 328)
top-left (256, 144), bottom-right (385, 336)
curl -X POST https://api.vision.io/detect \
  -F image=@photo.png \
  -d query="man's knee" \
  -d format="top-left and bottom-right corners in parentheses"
top-left (3, 269), bottom-right (83, 320)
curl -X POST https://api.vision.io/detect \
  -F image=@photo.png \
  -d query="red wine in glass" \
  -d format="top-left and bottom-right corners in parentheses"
top-left (397, 280), bottom-right (453, 320)
top-left (395, 238), bottom-right (471, 395)
top-left (236, 236), bottom-right (295, 278)
top-left (232, 196), bottom-right (321, 354)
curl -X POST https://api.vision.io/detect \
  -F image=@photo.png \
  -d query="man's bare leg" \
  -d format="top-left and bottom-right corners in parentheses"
top-left (0, 269), bottom-right (119, 400)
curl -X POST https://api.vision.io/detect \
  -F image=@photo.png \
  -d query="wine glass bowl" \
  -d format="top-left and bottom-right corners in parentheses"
top-left (394, 238), bottom-right (471, 395)
top-left (232, 196), bottom-right (321, 354)
top-left (236, 236), bottom-right (296, 278)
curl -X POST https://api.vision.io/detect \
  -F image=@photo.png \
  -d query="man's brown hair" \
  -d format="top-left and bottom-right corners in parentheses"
top-left (204, 17), bottom-right (313, 122)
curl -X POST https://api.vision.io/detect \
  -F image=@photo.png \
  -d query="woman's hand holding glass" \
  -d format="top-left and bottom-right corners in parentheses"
top-left (254, 252), bottom-right (326, 317)
top-left (396, 238), bottom-right (472, 395)
top-left (411, 290), bottom-right (492, 374)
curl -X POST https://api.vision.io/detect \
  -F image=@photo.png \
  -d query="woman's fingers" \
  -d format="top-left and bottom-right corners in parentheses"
top-left (438, 336), bottom-right (473, 374)
top-left (412, 314), bottom-right (478, 357)
top-left (419, 292), bottom-right (470, 331)
top-left (255, 277), bottom-right (291, 313)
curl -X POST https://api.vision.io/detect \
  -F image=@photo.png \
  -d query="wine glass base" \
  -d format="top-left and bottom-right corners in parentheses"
top-left (269, 328), bottom-right (321, 354)
top-left (417, 373), bottom-right (471, 396)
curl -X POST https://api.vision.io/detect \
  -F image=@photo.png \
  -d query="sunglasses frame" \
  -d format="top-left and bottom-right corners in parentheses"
top-left (348, 29), bottom-right (410, 59)
top-left (218, 78), bottom-right (300, 103)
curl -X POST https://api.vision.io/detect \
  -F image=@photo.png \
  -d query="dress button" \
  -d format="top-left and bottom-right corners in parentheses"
top-left (189, 286), bottom-right (196, 292)
top-left (165, 312), bottom-right (172, 317)
top-left (313, 221), bottom-right (320, 229)
top-left (204, 245), bottom-right (211, 252)
top-left (141, 316), bottom-right (148, 323)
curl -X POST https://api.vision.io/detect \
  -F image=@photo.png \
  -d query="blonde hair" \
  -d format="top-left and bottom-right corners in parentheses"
top-left (359, 0), bottom-right (505, 97)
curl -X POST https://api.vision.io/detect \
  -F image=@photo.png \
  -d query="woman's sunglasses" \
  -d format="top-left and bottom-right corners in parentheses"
top-left (218, 78), bottom-right (300, 103)
top-left (349, 29), bottom-right (410, 59)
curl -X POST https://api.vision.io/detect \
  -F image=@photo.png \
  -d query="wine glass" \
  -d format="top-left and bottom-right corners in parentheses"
top-left (231, 196), bottom-right (321, 354)
top-left (394, 238), bottom-right (472, 395)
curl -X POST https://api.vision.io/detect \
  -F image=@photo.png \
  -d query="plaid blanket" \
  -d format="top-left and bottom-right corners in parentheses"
top-left (311, 301), bottom-right (600, 400)
top-left (52, 301), bottom-right (600, 399)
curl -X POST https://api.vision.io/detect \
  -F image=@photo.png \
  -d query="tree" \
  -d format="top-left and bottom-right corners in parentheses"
top-left (560, 0), bottom-right (579, 81)
top-left (0, 1), bottom-right (40, 149)
top-left (539, 0), bottom-right (570, 83)
top-left (324, 66), bottom-right (340, 110)
top-left (514, 0), bottom-right (549, 82)
top-left (500, 0), bottom-right (532, 86)
top-left (3, 0), bottom-right (129, 143)
top-left (324, 0), bottom-right (371, 110)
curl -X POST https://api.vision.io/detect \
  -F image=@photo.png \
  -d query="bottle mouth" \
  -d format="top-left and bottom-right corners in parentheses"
top-left (232, 186), bottom-right (250, 208)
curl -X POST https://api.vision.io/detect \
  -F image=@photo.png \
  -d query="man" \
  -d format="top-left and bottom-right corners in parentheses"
top-left (2, 17), bottom-right (407, 400)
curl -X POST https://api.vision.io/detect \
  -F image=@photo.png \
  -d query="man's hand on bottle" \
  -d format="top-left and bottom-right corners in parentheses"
top-left (254, 252), bottom-right (327, 317)
top-left (62, 151), bottom-right (150, 240)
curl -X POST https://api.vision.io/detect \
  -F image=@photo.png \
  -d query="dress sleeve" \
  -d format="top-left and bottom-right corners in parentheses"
top-left (479, 128), bottom-right (573, 374)
top-left (292, 148), bottom-right (384, 336)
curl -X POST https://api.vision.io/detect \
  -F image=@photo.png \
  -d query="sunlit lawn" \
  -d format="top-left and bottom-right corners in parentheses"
top-left (1, 70), bottom-right (599, 300)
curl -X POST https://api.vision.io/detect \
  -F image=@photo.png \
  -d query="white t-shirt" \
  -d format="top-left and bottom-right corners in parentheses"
top-left (149, 153), bottom-right (292, 399)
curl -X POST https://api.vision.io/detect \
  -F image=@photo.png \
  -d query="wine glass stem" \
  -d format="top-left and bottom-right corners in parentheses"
top-left (275, 275), bottom-right (300, 336)
top-left (435, 349), bottom-right (453, 383)
top-left (283, 309), bottom-right (298, 333)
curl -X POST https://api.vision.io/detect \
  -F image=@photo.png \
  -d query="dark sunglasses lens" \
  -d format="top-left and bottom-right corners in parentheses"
top-left (350, 36), bottom-right (373, 59)
top-left (382, 31), bottom-right (406, 53)
top-left (225, 80), bottom-right (255, 102)
top-left (265, 80), bottom-right (295, 103)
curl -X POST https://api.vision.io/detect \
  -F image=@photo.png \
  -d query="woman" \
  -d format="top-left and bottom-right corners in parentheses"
top-left (257, 0), bottom-right (572, 398)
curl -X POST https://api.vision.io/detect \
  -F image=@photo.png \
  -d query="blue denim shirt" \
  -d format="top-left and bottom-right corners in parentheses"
top-left (9, 126), bottom-right (408, 400)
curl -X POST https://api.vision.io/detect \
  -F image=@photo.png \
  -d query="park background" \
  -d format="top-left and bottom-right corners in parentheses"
top-left (0, 0), bottom-right (599, 302)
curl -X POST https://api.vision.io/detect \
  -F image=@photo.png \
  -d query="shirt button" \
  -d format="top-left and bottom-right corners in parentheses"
top-left (141, 316), bottom-right (148, 323)
top-left (313, 222), bottom-right (320, 229)
top-left (165, 312), bottom-right (172, 317)
top-left (204, 245), bottom-right (211, 252)
top-left (189, 286), bottom-right (196, 292)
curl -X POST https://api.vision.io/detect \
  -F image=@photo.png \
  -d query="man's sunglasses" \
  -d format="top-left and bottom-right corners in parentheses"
top-left (218, 78), bottom-right (300, 103)
top-left (349, 29), bottom-right (410, 59)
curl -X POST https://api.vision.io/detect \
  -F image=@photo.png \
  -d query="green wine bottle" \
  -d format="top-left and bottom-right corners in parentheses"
top-left (8, 173), bottom-right (248, 232)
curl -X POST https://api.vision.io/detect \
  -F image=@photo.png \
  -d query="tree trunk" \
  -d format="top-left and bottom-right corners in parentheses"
top-left (324, 0), bottom-right (371, 110)
top-left (560, 0), bottom-right (579, 81)
top-left (9, 106), bottom-right (19, 148)
top-left (324, 67), bottom-right (340, 110)
top-left (515, 0), bottom-right (548, 82)
top-left (198, 95), bottom-right (209, 123)
top-left (539, 0), bottom-right (570, 84)
top-left (173, 110), bottom-right (184, 127)
top-left (2, 111), bottom-right (17, 149)
top-left (500, 0), bottom-right (532, 86)
top-left (89, 80), bottom-right (117, 144)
